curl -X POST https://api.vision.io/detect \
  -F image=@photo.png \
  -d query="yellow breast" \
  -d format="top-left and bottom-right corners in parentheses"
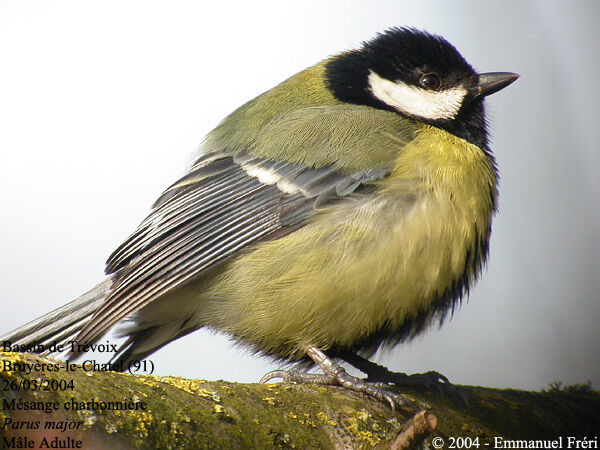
top-left (203, 125), bottom-right (498, 360)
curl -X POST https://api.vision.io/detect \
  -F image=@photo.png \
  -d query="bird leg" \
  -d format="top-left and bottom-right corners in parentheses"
top-left (260, 346), bottom-right (414, 410)
top-left (340, 352), bottom-right (450, 390)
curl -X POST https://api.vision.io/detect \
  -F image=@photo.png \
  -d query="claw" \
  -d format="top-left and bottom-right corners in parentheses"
top-left (260, 370), bottom-right (289, 384)
top-left (260, 347), bottom-right (418, 411)
top-left (383, 392), bottom-right (399, 410)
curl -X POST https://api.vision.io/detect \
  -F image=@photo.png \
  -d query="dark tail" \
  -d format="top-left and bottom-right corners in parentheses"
top-left (0, 277), bottom-right (114, 358)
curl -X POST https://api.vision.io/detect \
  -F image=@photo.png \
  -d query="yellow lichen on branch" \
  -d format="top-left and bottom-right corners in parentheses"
top-left (1, 352), bottom-right (599, 449)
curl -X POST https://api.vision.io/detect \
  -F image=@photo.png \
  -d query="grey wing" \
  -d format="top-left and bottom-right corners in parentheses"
top-left (73, 152), bottom-right (390, 347)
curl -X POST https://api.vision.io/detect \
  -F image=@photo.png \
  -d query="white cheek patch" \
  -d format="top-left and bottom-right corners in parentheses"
top-left (368, 71), bottom-right (467, 120)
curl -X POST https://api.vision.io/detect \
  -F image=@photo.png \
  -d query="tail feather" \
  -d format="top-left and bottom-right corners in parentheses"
top-left (0, 277), bottom-right (114, 357)
top-left (110, 323), bottom-right (196, 368)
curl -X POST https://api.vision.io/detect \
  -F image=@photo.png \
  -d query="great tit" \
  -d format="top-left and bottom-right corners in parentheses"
top-left (2, 27), bottom-right (518, 407)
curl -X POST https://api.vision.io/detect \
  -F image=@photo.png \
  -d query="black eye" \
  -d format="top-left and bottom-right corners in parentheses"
top-left (419, 73), bottom-right (441, 90)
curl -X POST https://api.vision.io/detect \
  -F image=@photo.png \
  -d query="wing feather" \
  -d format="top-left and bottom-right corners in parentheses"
top-left (75, 106), bottom-right (405, 348)
top-left (82, 201), bottom-right (283, 344)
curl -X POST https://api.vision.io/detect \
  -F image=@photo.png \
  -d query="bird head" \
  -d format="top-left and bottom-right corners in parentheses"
top-left (325, 27), bottom-right (518, 149)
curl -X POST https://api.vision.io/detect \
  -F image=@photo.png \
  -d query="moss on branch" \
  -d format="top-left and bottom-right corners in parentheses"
top-left (1, 352), bottom-right (598, 449)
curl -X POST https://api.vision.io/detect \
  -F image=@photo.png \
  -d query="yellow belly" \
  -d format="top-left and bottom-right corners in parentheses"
top-left (201, 127), bottom-right (497, 360)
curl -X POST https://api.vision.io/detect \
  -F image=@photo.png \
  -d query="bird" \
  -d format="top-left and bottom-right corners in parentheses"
top-left (1, 27), bottom-right (518, 407)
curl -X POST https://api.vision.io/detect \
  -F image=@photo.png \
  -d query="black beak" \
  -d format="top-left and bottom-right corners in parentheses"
top-left (476, 72), bottom-right (519, 98)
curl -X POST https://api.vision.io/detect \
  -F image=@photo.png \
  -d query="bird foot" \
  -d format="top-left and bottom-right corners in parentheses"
top-left (340, 352), bottom-right (451, 392)
top-left (260, 347), bottom-right (416, 410)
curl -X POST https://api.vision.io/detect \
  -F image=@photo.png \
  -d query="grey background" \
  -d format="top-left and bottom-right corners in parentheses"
top-left (1, 0), bottom-right (598, 391)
